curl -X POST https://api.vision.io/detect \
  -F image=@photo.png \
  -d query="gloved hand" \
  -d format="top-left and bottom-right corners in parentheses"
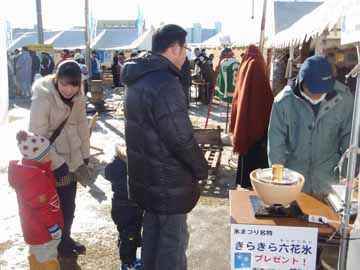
top-left (75, 164), bottom-right (95, 187)
top-left (48, 224), bottom-right (62, 240)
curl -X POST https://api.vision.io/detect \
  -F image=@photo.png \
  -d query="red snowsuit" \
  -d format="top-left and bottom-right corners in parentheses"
top-left (8, 159), bottom-right (64, 245)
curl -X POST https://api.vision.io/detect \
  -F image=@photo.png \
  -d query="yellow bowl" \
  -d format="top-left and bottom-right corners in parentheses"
top-left (250, 169), bottom-right (305, 207)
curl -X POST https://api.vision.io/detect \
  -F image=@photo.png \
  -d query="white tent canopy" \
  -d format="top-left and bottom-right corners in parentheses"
top-left (201, 30), bottom-right (259, 48)
top-left (8, 27), bottom-right (155, 51)
top-left (270, 0), bottom-right (360, 48)
top-left (102, 27), bottom-right (155, 51)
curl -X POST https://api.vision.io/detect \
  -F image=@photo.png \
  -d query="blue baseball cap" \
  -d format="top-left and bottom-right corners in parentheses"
top-left (299, 56), bottom-right (335, 94)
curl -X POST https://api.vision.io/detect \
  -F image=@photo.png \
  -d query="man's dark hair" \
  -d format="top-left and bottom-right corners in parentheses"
top-left (119, 52), bottom-right (125, 56)
top-left (152, 24), bottom-right (187, 54)
top-left (22, 46), bottom-right (29, 51)
top-left (194, 48), bottom-right (200, 52)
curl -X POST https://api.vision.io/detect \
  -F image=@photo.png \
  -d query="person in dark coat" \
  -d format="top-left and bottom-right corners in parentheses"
top-left (40, 52), bottom-right (55, 76)
top-left (30, 50), bottom-right (40, 83)
top-left (121, 24), bottom-right (208, 270)
top-left (104, 146), bottom-right (143, 270)
top-left (111, 56), bottom-right (121, 88)
top-left (180, 56), bottom-right (192, 107)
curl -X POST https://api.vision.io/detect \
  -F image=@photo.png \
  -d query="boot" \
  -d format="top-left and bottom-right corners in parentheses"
top-left (58, 237), bottom-right (86, 256)
top-left (29, 254), bottom-right (60, 270)
top-left (29, 255), bottom-right (37, 270)
top-left (37, 260), bottom-right (60, 270)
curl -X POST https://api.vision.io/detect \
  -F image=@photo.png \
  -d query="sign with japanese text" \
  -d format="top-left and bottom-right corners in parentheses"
top-left (231, 224), bottom-right (318, 270)
top-left (341, 6), bottom-right (360, 45)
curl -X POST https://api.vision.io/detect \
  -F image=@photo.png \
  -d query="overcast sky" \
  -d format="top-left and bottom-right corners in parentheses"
top-left (1, 0), bottom-right (324, 41)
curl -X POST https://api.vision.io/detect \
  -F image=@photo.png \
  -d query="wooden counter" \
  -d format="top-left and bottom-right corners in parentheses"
top-left (230, 190), bottom-right (340, 236)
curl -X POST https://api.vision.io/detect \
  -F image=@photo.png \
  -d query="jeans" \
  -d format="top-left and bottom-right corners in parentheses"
top-left (142, 212), bottom-right (189, 270)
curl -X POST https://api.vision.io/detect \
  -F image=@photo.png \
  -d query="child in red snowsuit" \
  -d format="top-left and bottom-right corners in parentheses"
top-left (8, 131), bottom-right (64, 270)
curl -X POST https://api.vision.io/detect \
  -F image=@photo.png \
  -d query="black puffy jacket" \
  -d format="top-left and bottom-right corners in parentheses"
top-left (121, 53), bottom-right (208, 215)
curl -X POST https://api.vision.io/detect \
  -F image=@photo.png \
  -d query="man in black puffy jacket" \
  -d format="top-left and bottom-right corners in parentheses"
top-left (121, 24), bottom-right (208, 270)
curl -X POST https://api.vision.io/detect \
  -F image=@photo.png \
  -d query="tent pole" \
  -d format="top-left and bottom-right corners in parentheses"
top-left (259, 0), bottom-right (268, 54)
top-left (35, 0), bottom-right (44, 44)
top-left (226, 100), bottom-right (230, 133)
top-left (338, 44), bottom-right (360, 270)
top-left (85, 0), bottom-right (92, 91)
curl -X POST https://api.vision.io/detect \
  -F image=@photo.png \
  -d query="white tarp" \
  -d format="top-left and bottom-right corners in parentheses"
top-left (99, 27), bottom-right (154, 51)
top-left (0, 18), bottom-right (9, 125)
top-left (202, 30), bottom-right (259, 48)
top-left (270, 0), bottom-right (360, 48)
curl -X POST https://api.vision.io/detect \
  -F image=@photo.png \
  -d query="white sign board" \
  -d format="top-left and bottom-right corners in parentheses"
top-left (231, 224), bottom-right (318, 270)
top-left (341, 7), bottom-right (360, 45)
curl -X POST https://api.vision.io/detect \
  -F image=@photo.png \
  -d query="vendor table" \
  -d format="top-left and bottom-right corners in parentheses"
top-left (229, 190), bottom-right (340, 269)
top-left (230, 190), bottom-right (340, 241)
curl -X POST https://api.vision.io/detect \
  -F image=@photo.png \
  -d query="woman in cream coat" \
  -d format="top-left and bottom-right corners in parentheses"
top-left (29, 60), bottom-right (90, 256)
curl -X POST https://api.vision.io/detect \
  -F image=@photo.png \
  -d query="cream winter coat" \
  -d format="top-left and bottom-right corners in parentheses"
top-left (29, 75), bottom-right (90, 172)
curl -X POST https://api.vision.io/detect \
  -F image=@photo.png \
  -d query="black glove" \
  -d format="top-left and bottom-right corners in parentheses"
top-left (83, 158), bottom-right (89, 166)
top-left (53, 163), bottom-right (69, 180)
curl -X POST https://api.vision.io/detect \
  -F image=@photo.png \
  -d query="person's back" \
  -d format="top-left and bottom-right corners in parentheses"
top-left (122, 52), bottom-right (207, 214)
top-left (15, 47), bottom-right (33, 96)
top-left (121, 24), bottom-right (208, 270)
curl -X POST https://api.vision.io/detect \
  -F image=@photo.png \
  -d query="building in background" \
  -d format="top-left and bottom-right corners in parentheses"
top-left (186, 22), bottom-right (222, 44)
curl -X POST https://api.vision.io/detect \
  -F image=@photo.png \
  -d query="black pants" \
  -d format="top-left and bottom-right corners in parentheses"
top-left (236, 136), bottom-right (269, 188)
top-left (56, 181), bottom-right (77, 243)
top-left (112, 193), bottom-right (143, 265)
top-left (113, 73), bottom-right (120, 88)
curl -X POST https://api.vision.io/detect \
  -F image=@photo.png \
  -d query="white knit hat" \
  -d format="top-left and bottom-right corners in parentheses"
top-left (16, 130), bottom-right (51, 161)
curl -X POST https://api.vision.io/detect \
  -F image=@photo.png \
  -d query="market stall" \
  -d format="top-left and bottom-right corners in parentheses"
top-left (229, 165), bottom-right (344, 270)
top-left (269, 0), bottom-right (360, 95)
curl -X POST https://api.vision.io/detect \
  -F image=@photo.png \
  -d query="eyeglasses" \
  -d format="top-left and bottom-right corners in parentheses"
top-left (182, 45), bottom-right (191, 52)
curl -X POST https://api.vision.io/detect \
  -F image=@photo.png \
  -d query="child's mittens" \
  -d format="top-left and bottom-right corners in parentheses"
top-left (48, 224), bottom-right (62, 240)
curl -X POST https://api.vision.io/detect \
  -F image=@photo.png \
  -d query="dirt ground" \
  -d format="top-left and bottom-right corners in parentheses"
top-left (0, 88), bottom-right (237, 270)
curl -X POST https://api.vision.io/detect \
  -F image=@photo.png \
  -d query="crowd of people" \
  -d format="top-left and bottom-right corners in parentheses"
top-left (7, 23), bottom-right (356, 270)
top-left (8, 46), bottom-right (55, 98)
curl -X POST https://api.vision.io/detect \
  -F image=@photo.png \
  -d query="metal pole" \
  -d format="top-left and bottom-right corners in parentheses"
top-left (251, 0), bottom-right (255, 19)
top-left (226, 100), bottom-right (230, 133)
top-left (85, 0), bottom-right (92, 91)
top-left (35, 0), bottom-right (44, 44)
top-left (259, 0), bottom-right (268, 54)
top-left (338, 44), bottom-right (360, 270)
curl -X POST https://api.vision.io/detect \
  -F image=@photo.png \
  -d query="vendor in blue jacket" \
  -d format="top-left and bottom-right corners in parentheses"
top-left (268, 55), bottom-right (354, 195)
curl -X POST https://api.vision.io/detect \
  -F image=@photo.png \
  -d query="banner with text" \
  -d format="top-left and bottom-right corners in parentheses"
top-left (231, 224), bottom-right (318, 270)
